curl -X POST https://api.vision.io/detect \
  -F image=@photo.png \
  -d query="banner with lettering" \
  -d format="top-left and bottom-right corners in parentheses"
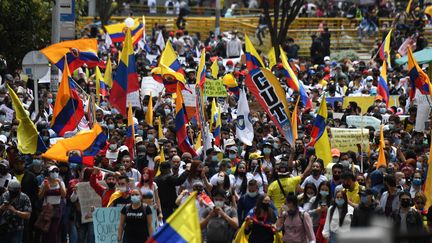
top-left (93, 207), bottom-right (122, 243)
top-left (330, 128), bottom-right (369, 152)
top-left (76, 182), bottom-right (102, 223)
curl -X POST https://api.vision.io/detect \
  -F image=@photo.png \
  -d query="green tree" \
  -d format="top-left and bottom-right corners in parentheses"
top-left (0, 0), bottom-right (51, 73)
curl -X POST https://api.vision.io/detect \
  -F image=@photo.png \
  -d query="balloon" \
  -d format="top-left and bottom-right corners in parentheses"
top-left (124, 17), bottom-right (135, 28)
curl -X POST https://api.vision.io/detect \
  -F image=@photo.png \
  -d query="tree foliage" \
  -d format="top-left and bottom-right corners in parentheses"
top-left (263, 0), bottom-right (305, 60)
top-left (97, 0), bottom-right (124, 27)
top-left (0, 0), bottom-right (51, 73)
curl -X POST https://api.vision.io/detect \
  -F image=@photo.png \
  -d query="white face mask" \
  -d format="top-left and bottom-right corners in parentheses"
top-left (50, 172), bottom-right (59, 179)
top-left (217, 177), bottom-right (224, 184)
top-left (247, 191), bottom-right (258, 197)
top-left (118, 186), bottom-right (128, 193)
top-left (214, 201), bottom-right (225, 208)
top-left (400, 179), bottom-right (406, 186)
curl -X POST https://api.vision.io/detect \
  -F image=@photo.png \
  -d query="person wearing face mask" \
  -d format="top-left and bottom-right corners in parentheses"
top-left (0, 160), bottom-right (11, 194)
top-left (237, 180), bottom-right (260, 226)
top-left (38, 165), bottom-right (67, 243)
top-left (335, 171), bottom-right (363, 207)
top-left (304, 181), bottom-right (332, 241)
top-left (379, 174), bottom-right (400, 217)
top-left (89, 168), bottom-right (117, 207)
top-left (329, 163), bottom-right (343, 197)
top-left (0, 180), bottom-right (32, 243)
top-left (201, 188), bottom-right (239, 243)
top-left (301, 160), bottom-right (328, 192)
top-left (261, 142), bottom-right (275, 171)
top-left (243, 195), bottom-right (278, 243)
top-left (233, 162), bottom-right (253, 196)
top-left (276, 193), bottom-right (316, 243)
top-left (107, 175), bottom-right (131, 207)
top-left (412, 192), bottom-right (428, 228)
top-left (322, 190), bottom-right (354, 243)
top-left (351, 189), bottom-right (381, 227)
top-left (136, 167), bottom-right (162, 229)
top-left (118, 189), bottom-right (153, 243)
top-left (248, 154), bottom-right (268, 194)
top-left (390, 191), bottom-right (423, 237)
top-left (205, 148), bottom-right (221, 178)
top-left (410, 172), bottom-right (423, 199)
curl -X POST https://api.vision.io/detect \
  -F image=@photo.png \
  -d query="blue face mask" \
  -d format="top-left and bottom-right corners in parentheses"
top-left (137, 130), bottom-right (144, 136)
top-left (263, 148), bottom-right (271, 155)
top-left (413, 178), bottom-right (422, 186)
top-left (335, 198), bottom-right (345, 207)
top-left (212, 155), bottom-right (219, 162)
top-left (47, 98), bottom-right (53, 105)
top-left (229, 153), bottom-right (236, 159)
top-left (320, 190), bottom-right (329, 197)
top-left (131, 195), bottom-right (141, 204)
top-left (108, 124), bottom-right (115, 130)
top-left (379, 108), bottom-right (386, 114)
top-left (147, 134), bottom-right (154, 140)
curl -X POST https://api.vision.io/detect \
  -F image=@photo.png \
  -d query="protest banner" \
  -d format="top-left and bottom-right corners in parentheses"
top-left (76, 182), bottom-right (102, 223)
top-left (343, 95), bottom-right (399, 113)
top-left (0, 104), bottom-right (14, 122)
top-left (330, 128), bottom-right (369, 152)
top-left (205, 79), bottom-right (227, 97)
top-left (126, 90), bottom-right (141, 108)
top-left (93, 207), bottom-right (122, 243)
top-left (141, 76), bottom-right (164, 97)
top-left (326, 97), bottom-right (344, 108)
top-left (346, 115), bottom-right (381, 131)
top-left (182, 84), bottom-right (196, 120)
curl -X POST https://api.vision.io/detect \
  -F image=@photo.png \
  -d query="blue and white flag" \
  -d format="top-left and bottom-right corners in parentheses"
top-left (236, 88), bottom-right (254, 146)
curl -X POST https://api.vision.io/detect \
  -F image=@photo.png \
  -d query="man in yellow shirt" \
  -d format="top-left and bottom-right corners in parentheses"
top-left (339, 171), bottom-right (364, 207)
top-left (267, 155), bottom-right (314, 211)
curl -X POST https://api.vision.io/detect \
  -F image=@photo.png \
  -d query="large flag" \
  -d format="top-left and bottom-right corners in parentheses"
top-left (51, 60), bottom-right (85, 136)
top-left (236, 88), bottom-right (254, 146)
top-left (268, 47), bottom-right (276, 69)
top-left (280, 47), bottom-right (312, 110)
top-left (309, 98), bottom-right (332, 166)
top-left (408, 47), bottom-right (432, 99)
top-left (223, 73), bottom-right (240, 98)
top-left (196, 49), bottom-right (206, 88)
top-left (152, 41), bottom-right (186, 93)
top-left (145, 94), bottom-right (153, 126)
top-left (41, 39), bottom-right (103, 72)
top-left (104, 56), bottom-right (113, 88)
top-left (105, 18), bottom-right (144, 45)
top-left (292, 96), bottom-right (300, 141)
top-left (95, 66), bottom-right (108, 104)
top-left (42, 123), bottom-right (107, 167)
top-left (175, 84), bottom-right (197, 156)
top-left (126, 103), bottom-right (135, 159)
top-left (244, 35), bottom-right (294, 145)
top-left (210, 59), bottom-right (219, 79)
top-left (8, 85), bottom-right (47, 154)
top-left (377, 29), bottom-right (392, 66)
top-left (109, 29), bottom-right (140, 116)
top-left (376, 125), bottom-right (387, 169)
top-left (147, 192), bottom-right (201, 243)
top-left (377, 61), bottom-right (390, 107)
top-left (155, 148), bottom-right (166, 177)
top-left (424, 131), bottom-right (432, 210)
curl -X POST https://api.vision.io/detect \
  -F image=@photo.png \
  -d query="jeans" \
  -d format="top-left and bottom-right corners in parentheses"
top-left (0, 230), bottom-right (24, 243)
top-left (78, 222), bottom-right (95, 243)
top-left (329, 231), bottom-right (337, 243)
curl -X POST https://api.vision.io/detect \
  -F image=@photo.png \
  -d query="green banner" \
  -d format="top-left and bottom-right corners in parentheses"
top-left (205, 79), bottom-right (227, 97)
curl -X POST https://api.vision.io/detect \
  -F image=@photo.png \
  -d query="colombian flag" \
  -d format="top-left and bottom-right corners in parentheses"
top-left (147, 192), bottom-right (201, 243)
top-left (95, 66), bottom-right (108, 104)
top-left (41, 39), bottom-right (103, 72)
top-left (223, 73), bottom-right (240, 98)
top-left (109, 29), bottom-right (140, 116)
top-left (309, 98), bottom-right (331, 166)
top-left (175, 84), bottom-right (197, 156)
top-left (51, 59), bottom-right (85, 136)
top-left (104, 56), bottom-right (113, 88)
top-left (210, 99), bottom-right (221, 146)
top-left (378, 29), bottom-right (392, 66)
top-left (126, 103), bottom-right (135, 159)
top-left (408, 47), bottom-right (432, 99)
top-left (376, 124), bottom-right (387, 169)
top-left (267, 47), bottom-right (276, 69)
top-left (244, 35), bottom-right (294, 145)
top-left (197, 49), bottom-right (207, 88)
top-left (210, 59), bottom-right (218, 79)
top-left (280, 47), bottom-right (312, 110)
top-left (42, 123), bottom-right (107, 167)
top-left (377, 61), bottom-right (390, 107)
top-left (152, 41), bottom-right (186, 93)
top-left (8, 85), bottom-right (46, 154)
top-left (105, 18), bottom-right (144, 45)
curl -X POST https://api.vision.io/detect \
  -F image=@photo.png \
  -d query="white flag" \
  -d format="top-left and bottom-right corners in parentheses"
top-left (156, 31), bottom-right (165, 51)
top-left (236, 88), bottom-right (254, 146)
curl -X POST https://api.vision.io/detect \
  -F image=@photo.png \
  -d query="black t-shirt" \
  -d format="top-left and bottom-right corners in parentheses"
top-left (121, 204), bottom-right (152, 241)
top-left (112, 196), bottom-right (131, 207)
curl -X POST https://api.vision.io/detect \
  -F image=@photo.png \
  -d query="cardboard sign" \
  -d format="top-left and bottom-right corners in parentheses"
top-left (141, 76), bottom-right (164, 97)
top-left (205, 79), bottom-right (227, 97)
top-left (0, 104), bottom-right (14, 122)
top-left (346, 115), bottom-right (381, 131)
top-left (126, 90), bottom-right (141, 108)
top-left (330, 128), bottom-right (369, 152)
top-left (76, 182), bottom-right (102, 223)
top-left (93, 207), bottom-right (122, 243)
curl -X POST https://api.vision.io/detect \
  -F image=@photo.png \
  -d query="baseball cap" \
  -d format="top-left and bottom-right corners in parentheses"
top-left (0, 159), bottom-right (9, 168)
top-left (48, 165), bottom-right (58, 172)
top-left (8, 179), bottom-right (20, 191)
top-left (226, 60), bottom-right (234, 66)
top-left (331, 148), bottom-right (340, 158)
top-left (225, 138), bottom-right (235, 147)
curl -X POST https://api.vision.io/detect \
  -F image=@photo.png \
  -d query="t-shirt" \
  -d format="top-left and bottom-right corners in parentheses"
top-left (112, 196), bottom-right (131, 207)
top-left (268, 176), bottom-right (301, 210)
top-left (202, 206), bottom-right (237, 243)
top-left (121, 204), bottom-right (152, 241)
top-left (251, 173), bottom-right (268, 194)
top-left (301, 175), bottom-right (328, 190)
top-left (40, 181), bottom-right (65, 205)
top-left (0, 191), bottom-right (32, 232)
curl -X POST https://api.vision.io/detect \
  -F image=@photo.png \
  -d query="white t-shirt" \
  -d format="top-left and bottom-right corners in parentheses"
top-left (301, 175), bottom-right (328, 190)
top-left (233, 173), bottom-right (253, 195)
top-left (126, 168), bottom-right (142, 184)
top-left (0, 173), bottom-right (12, 188)
top-left (251, 172), bottom-right (268, 194)
top-left (41, 181), bottom-right (65, 205)
top-left (209, 173), bottom-right (235, 187)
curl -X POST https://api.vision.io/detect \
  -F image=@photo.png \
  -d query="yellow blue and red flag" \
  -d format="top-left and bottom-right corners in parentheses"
top-left (95, 66), bottom-right (108, 104)
top-left (197, 49), bottom-right (206, 88)
top-left (210, 59), bottom-right (219, 79)
top-left (210, 99), bottom-right (221, 146)
top-left (244, 35), bottom-right (294, 145)
top-left (377, 29), bottom-right (392, 65)
top-left (147, 191), bottom-right (201, 243)
top-left (280, 47), bottom-right (312, 110)
top-left (223, 73), bottom-right (240, 98)
top-left (104, 56), bottom-right (113, 88)
top-left (8, 84), bottom-right (47, 154)
top-left (41, 39), bottom-right (103, 72)
top-left (268, 47), bottom-right (277, 69)
top-left (109, 29), bottom-right (140, 116)
top-left (51, 58), bottom-right (85, 136)
top-left (105, 18), bottom-right (144, 45)
top-left (151, 62), bottom-right (187, 94)
top-left (126, 103), bottom-right (135, 159)
top-left (175, 84), bottom-right (197, 156)
top-left (377, 61), bottom-right (390, 107)
top-left (43, 123), bottom-right (107, 167)
top-left (309, 98), bottom-right (331, 166)
top-left (408, 47), bottom-right (432, 99)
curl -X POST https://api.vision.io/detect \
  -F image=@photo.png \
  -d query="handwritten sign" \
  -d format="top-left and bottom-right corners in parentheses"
top-left (76, 182), bottom-right (102, 223)
top-left (330, 128), bottom-right (369, 152)
top-left (346, 115), bottom-right (381, 131)
top-left (141, 77), bottom-right (164, 97)
top-left (127, 90), bottom-right (141, 108)
top-left (205, 79), bottom-right (227, 97)
top-left (93, 207), bottom-right (122, 243)
top-left (0, 104), bottom-right (14, 122)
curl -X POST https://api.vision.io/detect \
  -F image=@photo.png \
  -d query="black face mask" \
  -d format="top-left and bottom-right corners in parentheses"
top-left (333, 174), bottom-right (340, 181)
top-left (342, 183), bottom-right (351, 189)
top-left (9, 190), bottom-right (19, 199)
top-left (312, 169), bottom-right (320, 176)
top-left (238, 171), bottom-right (246, 176)
top-left (288, 209), bottom-right (297, 216)
top-left (107, 182), bottom-right (116, 189)
top-left (261, 203), bottom-right (270, 210)
top-left (401, 199), bottom-right (411, 208)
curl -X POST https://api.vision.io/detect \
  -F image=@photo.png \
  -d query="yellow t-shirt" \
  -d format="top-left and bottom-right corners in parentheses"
top-left (268, 176), bottom-right (301, 211)
top-left (15, 173), bottom-right (24, 183)
top-left (344, 181), bottom-right (363, 204)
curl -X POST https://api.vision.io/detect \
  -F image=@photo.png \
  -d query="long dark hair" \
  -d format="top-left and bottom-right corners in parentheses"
top-left (234, 162), bottom-right (248, 195)
top-left (330, 190), bottom-right (348, 226)
top-left (312, 181), bottom-right (332, 209)
top-left (303, 182), bottom-right (317, 202)
top-left (254, 195), bottom-right (276, 223)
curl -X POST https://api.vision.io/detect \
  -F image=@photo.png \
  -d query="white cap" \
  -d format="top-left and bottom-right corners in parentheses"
top-left (324, 56), bottom-right (330, 61)
top-left (0, 135), bottom-right (7, 144)
top-left (224, 138), bottom-right (235, 147)
top-left (119, 145), bottom-right (129, 152)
